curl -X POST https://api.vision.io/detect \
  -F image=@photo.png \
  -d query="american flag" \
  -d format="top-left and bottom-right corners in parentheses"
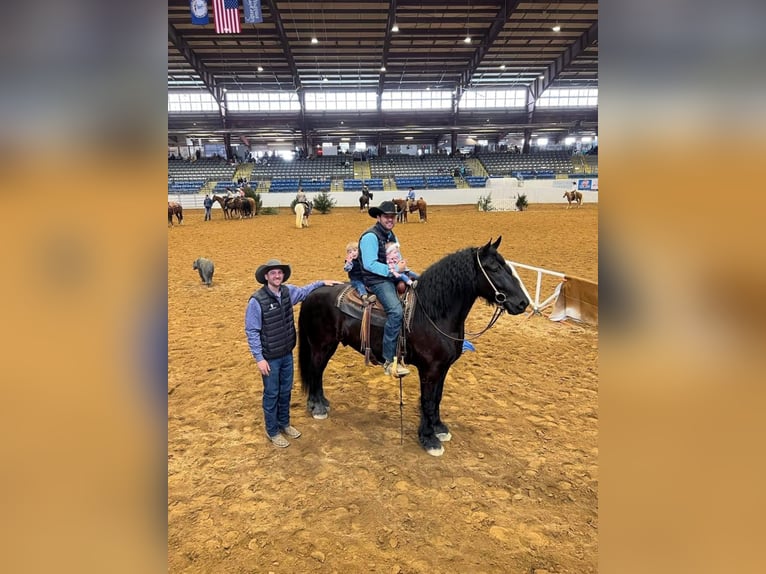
top-left (213, 0), bottom-right (241, 34)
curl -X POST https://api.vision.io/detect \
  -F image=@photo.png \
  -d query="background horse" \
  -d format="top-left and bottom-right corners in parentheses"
top-left (229, 196), bottom-right (254, 218)
top-left (392, 198), bottom-right (408, 222)
top-left (212, 195), bottom-right (231, 219)
top-left (392, 197), bottom-right (427, 222)
top-left (298, 237), bottom-right (529, 456)
top-left (359, 189), bottom-right (373, 212)
top-left (410, 198), bottom-right (428, 222)
top-left (294, 201), bottom-right (310, 228)
top-left (564, 190), bottom-right (583, 208)
top-left (168, 202), bottom-right (183, 226)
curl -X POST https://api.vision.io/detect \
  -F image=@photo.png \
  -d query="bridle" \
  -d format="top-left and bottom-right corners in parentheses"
top-left (416, 248), bottom-right (507, 342)
top-left (475, 248), bottom-right (507, 306)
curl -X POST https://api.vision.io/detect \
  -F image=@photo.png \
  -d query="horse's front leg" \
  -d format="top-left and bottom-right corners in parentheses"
top-left (417, 370), bottom-right (449, 456)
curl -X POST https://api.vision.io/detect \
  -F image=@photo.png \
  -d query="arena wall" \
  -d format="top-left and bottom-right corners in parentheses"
top-left (169, 177), bottom-right (598, 210)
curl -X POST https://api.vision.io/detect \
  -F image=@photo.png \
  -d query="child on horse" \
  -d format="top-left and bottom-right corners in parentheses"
top-left (343, 242), bottom-right (376, 305)
top-left (385, 242), bottom-right (419, 289)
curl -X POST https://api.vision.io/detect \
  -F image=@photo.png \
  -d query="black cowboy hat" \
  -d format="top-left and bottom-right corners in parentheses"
top-left (255, 258), bottom-right (292, 284)
top-left (368, 200), bottom-right (397, 218)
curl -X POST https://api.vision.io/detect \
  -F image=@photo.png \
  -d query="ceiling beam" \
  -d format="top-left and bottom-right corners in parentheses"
top-left (527, 20), bottom-right (597, 121)
top-left (262, 0), bottom-right (303, 91)
top-left (378, 0), bottom-right (398, 95)
top-left (460, 1), bottom-right (521, 91)
top-left (168, 23), bottom-right (221, 102)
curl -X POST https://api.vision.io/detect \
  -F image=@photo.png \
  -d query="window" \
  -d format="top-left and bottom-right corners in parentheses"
top-left (226, 91), bottom-right (300, 112)
top-left (381, 90), bottom-right (452, 111)
top-left (305, 91), bottom-right (377, 111)
top-left (459, 89), bottom-right (525, 109)
top-left (538, 88), bottom-right (598, 108)
top-left (168, 92), bottom-right (219, 112)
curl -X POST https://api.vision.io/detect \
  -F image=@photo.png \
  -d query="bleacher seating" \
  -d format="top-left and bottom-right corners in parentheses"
top-left (268, 178), bottom-right (301, 193)
top-left (211, 181), bottom-right (237, 195)
top-left (167, 158), bottom-right (237, 182)
top-left (369, 154), bottom-right (470, 189)
top-left (343, 179), bottom-right (384, 191)
top-left (477, 151), bottom-right (574, 178)
top-left (168, 180), bottom-right (205, 194)
top-left (249, 156), bottom-right (354, 181)
top-left (425, 175), bottom-right (457, 189)
top-left (394, 176), bottom-right (426, 189)
top-left (464, 176), bottom-right (488, 188)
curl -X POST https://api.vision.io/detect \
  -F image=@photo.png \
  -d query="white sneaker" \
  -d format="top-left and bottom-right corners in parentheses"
top-left (268, 433), bottom-right (289, 448)
top-left (383, 361), bottom-right (410, 377)
top-left (281, 425), bottom-right (302, 439)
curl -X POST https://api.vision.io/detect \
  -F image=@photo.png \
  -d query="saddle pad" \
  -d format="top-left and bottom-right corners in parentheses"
top-left (337, 285), bottom-right (410, 328)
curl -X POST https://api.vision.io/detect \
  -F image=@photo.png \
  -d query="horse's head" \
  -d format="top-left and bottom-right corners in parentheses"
top-left (476, 237), bottom-right (529, 315)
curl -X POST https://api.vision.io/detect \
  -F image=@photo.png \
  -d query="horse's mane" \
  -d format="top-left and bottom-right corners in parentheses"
top-left (416, 247), bottom-right (478, 318)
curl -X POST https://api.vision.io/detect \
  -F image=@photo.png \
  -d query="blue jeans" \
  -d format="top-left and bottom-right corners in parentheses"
top-left (204, 207), bottom-right (212, 220)
top-left (367, 281), bottom-right (403, 363)
top-left (350, 279), bottom-right (368, 297)
top-left (261, 353), bottom-right (294, 437)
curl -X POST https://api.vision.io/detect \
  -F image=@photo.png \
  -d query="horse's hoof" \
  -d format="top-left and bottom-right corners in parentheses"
top-left (435, 432), bottom-right (452, 442)
top-left (426, 445), bottom-right (445, 457)
top-left (312, 412), bottom-right (328, 420)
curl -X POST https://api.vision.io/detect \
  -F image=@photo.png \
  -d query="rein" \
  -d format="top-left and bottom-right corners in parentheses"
top-left (414, 249), bottom-right (506, 343)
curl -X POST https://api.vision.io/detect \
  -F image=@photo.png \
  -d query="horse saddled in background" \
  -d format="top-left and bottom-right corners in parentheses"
top-left (359, 188), bottom-right (373, 212)
top-left (392, 198), bottom-right (408, 222)
top-left (298, 237), bottom-right (529, 456)
top-left (212, 195), bottom-right (231, 219)
top-left (168, 202), bottom-right (183, 226)
top-left (230, 196), bottom-right (254, 218)
top-left (563, 190), bottom-right (583, 208)
top-left (294, 200), bottom-right (312, 228)
top-left (410, 197), bottom-right (428, 222)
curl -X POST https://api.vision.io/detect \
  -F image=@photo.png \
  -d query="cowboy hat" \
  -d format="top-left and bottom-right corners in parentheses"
top-left (255, 258), bottom-right (292, 284)
top-left (368, 200), bottom-right (398, 218)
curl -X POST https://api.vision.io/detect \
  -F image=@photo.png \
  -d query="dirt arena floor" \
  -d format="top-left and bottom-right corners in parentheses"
top-left (168, 202), bottom-right (598, 573)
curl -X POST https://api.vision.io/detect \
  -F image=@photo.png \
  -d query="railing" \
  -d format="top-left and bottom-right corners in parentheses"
top-left (505, 260), bottom-right (565, 315)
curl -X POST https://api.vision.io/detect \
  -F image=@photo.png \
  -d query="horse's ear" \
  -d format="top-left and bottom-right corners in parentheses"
top-left (492, 236), bottom-right (502, 249)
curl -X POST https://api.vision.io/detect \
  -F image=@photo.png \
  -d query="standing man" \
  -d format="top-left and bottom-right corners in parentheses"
top-left (245, 259), bottom-right (340, 448)
top-left (359, 201), bottom-right (412, 377)
top-left (203, 194), bottom-right (213, 221)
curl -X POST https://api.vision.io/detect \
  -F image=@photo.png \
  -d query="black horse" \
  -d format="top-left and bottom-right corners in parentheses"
top-left (298, 237), bottom-right (529, 456)
top-left (359, 188), bottom-right (373, 212)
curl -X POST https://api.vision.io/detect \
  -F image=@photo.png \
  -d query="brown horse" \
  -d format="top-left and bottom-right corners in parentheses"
top-left (212, 195), bottom-right (233, 219)
top-left (563, 190), bottom-right (583, 208)
top-left (168, 202), bottom-right (183, 226)
top-left (410, 198), bottom-right (428, 222)
top-left (393, 197), bottom-right (428, 222)
top-left (392, 198), bottom-right (408, 222)
top-left (229, 196), bottom-right (254, 218)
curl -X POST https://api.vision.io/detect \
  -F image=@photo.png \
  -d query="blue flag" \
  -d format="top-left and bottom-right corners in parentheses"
top-left (243, 0), bottom-right (263, 23)
top-left (190, 0), bottom-right (209, 25)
